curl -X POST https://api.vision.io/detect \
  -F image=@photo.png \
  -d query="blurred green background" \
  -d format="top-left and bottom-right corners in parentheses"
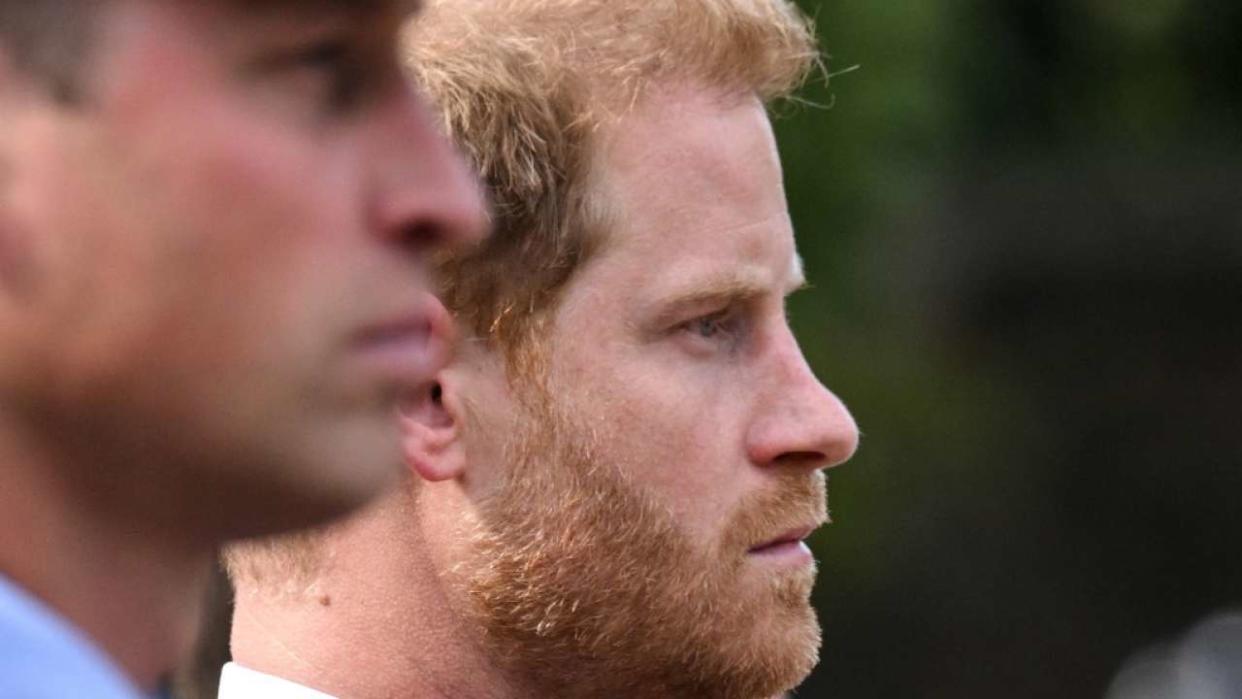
top-left (177, 3), bottom-right (1242, 697)
top-left (782, 0), bottom-right (1242, 696)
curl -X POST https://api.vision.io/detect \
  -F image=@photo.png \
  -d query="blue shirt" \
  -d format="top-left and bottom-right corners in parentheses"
top-left (0, 573), bottom-right (142, 699)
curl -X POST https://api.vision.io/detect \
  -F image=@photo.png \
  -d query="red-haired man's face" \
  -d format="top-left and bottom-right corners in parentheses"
top-left (451, 84), bottom-right (858, 697)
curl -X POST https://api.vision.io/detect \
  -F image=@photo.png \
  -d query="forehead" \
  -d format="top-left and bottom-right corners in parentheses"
top-left (220, 0), bottom-right (419, 16)
top-left (85, 0), bottom-right (419, 89)
top-left (575, 83), bottom-right (799, 300)
top-left (604, 84), bottom-right (787, 227)
top-left (211, 0), bottom-right (423, 35)
top-left (109, 0), bottom-right (421, 38)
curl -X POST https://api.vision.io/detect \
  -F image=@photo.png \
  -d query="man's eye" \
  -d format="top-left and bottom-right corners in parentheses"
top-left (289, 40), bottom-right (365, 112)
top-left (683, 310), bottom-right (737, 340)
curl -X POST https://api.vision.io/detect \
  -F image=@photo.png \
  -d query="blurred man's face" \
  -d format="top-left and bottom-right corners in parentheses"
top-left (0, 0), bottom-right (485, 536)
top-left (455, 85), bottom-right (859, 698)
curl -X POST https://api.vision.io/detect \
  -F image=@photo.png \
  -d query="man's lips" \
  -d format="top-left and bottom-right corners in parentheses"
top-left (351, 297), bottom-right (455, 387)
top-left (747, 525), bottom-right (818, 555)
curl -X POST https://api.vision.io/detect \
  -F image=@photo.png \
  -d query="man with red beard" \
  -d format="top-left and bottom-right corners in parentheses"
top-left (223, 1), bottom-right (859, 697)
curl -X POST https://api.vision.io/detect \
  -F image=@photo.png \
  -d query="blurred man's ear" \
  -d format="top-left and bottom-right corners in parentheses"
top-left (398, 376), bottom-right (468, 482)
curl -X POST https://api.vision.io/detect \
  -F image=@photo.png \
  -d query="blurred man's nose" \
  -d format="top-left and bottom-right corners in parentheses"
top-left (368, 90), bottom-right (489, 253)
top-left (746, 329), bottom-right (859, 472)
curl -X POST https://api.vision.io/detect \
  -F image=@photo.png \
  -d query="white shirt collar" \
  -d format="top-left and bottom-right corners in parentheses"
top-left (218, 662), bottom-right (338, 699)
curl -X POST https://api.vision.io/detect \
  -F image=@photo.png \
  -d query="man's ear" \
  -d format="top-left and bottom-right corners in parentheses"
top-left (398, 375), bottom-right (467, 482)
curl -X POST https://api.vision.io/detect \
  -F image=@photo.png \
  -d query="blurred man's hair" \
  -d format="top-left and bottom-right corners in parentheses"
top-left (224, 0), bottom-right (820, 591)
top-left (0, 2), bottom-right (98, 100)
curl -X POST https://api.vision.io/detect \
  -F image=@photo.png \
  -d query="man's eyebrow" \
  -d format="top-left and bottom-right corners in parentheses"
top-left (649, 265), bottom-right (806, 328)
top-left (662, 278), bottom-right (768, 314)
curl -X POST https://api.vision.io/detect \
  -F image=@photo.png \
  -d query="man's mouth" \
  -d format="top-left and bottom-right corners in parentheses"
top-left (747, 526), bottom-right (817, 559)
top-left (350, 296), bottom-right (454, 389)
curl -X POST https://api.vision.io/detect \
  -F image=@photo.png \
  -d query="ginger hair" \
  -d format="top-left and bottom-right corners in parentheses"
top-left (409, 0), bottom-right (820, 372)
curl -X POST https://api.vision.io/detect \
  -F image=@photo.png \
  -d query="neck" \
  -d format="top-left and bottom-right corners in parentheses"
top-left (0, 419), bottom-right (214, 691)
top-left (231, 486), bottom-right (515, 699)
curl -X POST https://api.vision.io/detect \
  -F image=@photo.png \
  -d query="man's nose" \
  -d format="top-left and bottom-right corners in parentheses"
top-left (367, 90), bottom-right (489, 253)
top-left (746, 332), bottom-right (859, 472)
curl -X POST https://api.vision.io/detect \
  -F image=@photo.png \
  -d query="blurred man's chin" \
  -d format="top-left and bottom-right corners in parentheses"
top-left (213, 424), bottom-right (401, 539)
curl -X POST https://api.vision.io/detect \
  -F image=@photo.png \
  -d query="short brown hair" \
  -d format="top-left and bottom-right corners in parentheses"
top-left (408, 0), bottom-right (820, 372)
